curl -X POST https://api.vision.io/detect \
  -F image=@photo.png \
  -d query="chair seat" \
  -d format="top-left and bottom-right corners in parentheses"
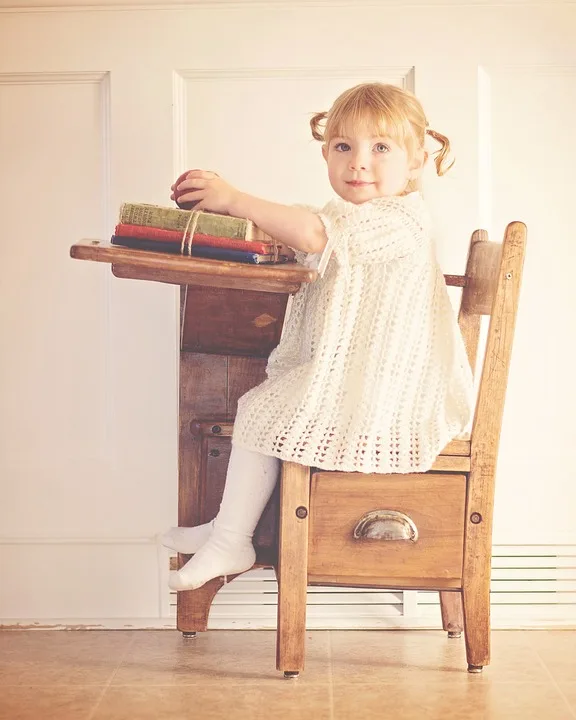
top-left (431, 436), bottom-right (471, 472)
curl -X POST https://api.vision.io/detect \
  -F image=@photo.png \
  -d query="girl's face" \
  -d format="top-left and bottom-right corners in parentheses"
top-left (322, 123), bottom-right (425, 204)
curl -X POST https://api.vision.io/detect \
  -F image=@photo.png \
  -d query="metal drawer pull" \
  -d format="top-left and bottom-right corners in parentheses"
top-left (353, 510), bottom-right (418, 542)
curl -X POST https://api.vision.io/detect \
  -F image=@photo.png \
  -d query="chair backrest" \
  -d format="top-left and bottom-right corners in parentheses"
top-left (458, 229), bottom-right (500, 373)
top-left (447, 222), bottom-right (527, 474)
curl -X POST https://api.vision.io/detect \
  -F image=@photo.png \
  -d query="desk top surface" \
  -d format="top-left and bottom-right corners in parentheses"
top-left (70, 240), bottom-right (317, 294)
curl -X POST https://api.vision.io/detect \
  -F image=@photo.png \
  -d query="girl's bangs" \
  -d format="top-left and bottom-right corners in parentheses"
top-left (327, 96), bottom-right (413, 149)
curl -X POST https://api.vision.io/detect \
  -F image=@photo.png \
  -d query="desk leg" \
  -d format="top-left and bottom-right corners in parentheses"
top-left (176, 576), bottom-right (227, 633)
top-left (176, 351), bottom-right (271, 634)
top-left (440, 591), bottom-right (464, 638)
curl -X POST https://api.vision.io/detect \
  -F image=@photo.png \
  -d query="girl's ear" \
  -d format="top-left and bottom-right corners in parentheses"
top-left (322, 143), bottom-right (328, 161)
top-left (411, 148), bottom-right (428, 172)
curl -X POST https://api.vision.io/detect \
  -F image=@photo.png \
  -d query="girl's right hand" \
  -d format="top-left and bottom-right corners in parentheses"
top-left (171, 170), bottom-right (240, 216)
top-left (171, 169), bottom-right (206, 209)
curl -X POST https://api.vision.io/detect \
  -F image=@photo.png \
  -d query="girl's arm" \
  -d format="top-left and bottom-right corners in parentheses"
top-left (229, 192), bottom-right (327, 253)
top-left (172, 170), bottom-right (327, 254)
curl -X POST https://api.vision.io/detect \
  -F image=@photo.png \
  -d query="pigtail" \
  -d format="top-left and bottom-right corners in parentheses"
top-left (310, 111), bottom-right (328, 142)
top-left (426, 127), bottom-right (455, 176)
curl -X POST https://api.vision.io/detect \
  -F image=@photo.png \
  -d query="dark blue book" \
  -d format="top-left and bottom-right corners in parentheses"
top-left (111, 235), bottom-right (288, 264)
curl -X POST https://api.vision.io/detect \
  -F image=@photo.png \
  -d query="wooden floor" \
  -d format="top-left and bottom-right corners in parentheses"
top-left (1, 629), bottom-right (575, 719)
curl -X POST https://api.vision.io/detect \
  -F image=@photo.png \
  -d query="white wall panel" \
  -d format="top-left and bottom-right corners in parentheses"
top-left (0, 2), bottom-right (574, 627)
top-left (0, 73), bottom-right (111, 536)
top-left (487, 66), bottom-right (576, 545)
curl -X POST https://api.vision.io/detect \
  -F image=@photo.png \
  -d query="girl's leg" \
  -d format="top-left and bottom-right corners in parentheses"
top-left (168, 444), bottom-right (280, 591)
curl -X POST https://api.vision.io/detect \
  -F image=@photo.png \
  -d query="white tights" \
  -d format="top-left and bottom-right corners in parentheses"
top-left (163, 444), bottom-right (280, 591)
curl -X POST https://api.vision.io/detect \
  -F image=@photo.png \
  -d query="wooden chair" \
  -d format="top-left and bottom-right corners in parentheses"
top-left (275, 221), bottom-right (527, 677)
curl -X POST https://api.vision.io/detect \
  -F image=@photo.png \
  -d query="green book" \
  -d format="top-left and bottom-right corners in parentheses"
top-left (119, 203), bottom-right (269, 242)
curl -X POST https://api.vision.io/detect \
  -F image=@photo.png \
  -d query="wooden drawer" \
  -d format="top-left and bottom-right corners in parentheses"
top-left (308, 472), bottom-right (466, 590)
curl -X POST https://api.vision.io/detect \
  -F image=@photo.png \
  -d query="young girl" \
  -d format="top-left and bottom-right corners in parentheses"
top-left (162, 83), bottom-right (474, 592)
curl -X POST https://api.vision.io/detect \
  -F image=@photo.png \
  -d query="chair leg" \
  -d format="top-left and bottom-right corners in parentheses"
top-left (275, 461), bottom-right (310, 679)
top-left (462, 574), bottom-right (490, 672)
top-left (439, 591), bottom-right (464, 638)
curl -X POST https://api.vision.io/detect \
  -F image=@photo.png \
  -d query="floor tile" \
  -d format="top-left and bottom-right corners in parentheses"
top-left (526, 630), bottom-right (576, 683)
top-left (0, 631), bottom-right (133, 686)
top-left (332, 681), bottom-right (575, 720)
top-left (112, 630), bottom-right (330, 686)
top-left (93, 684), bottom-right (332, 720)
top-left (329, 630), bottom-right (548, 684)
top-left (557, 683), bottom-right (576, 715)
top-left (0, 686), bottom-right (102, 720)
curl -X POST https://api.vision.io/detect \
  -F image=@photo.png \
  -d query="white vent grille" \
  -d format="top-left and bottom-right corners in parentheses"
top-left (169, 545), bottom-right (576, 629)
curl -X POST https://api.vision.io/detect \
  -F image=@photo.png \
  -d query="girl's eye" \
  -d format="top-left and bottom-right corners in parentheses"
top-left (375, 143), bottom-right (390, 153)
top-left (334, 142), bottom-right (351, 152)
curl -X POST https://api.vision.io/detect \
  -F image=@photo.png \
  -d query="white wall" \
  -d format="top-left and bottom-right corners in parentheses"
top-left (0, 0), bottom-right (575, 627)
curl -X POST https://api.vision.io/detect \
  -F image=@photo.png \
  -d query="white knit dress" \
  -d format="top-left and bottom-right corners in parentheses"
top-left (232, 192), bottom-right (474, 474)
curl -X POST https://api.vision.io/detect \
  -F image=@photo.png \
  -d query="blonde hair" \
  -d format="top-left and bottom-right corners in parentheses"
top-left (310, 83), bottom-right (454, 186)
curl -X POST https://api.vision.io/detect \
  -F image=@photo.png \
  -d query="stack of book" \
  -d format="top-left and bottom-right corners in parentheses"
top-left (111, 203), bottom-right (293, 265)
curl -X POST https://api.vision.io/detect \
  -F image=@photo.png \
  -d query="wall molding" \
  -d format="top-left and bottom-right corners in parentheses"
top-left (2, 614), bottom-right (575, 631)
top-left (2, 538), bottom-right (574, 546)
top-left (175, 67), bottom-right (415, 82)
top-left (0, 536), bottom-right (156, 544)
top-left (3, 1), bottom-right (574, 13)
top-left (0, 71), bottom-right (108, 84)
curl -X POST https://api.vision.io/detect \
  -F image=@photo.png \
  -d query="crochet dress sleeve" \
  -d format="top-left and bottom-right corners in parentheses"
top-left (288, 203), bottom-right (323, 269)
top-left (316, 194), bottom-right (430, 273)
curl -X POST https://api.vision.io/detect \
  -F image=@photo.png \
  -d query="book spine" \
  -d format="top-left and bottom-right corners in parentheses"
top-left (189, 246), bottom-right (259, 263)
top-left (191, 246), bottom-right (281, 264)
top-left (119, 203), bottom-right (252, 240)
top-left (115, 224), bottom-right (280, 255)
top-left (112, 236), bottom-right (181, 254)
top-left (111, 236), bottom-right (288, 264)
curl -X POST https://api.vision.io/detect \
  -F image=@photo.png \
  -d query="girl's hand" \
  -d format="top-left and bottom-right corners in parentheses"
top-left (170, 170), bottom-right (239, 214)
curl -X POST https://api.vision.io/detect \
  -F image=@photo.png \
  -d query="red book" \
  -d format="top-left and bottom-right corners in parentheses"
top-left (114, 223), bottom-right (289, 257)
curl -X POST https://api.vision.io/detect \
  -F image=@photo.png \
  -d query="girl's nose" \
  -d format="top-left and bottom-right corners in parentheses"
top-left (349, 153), bottom-right (368, 171)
